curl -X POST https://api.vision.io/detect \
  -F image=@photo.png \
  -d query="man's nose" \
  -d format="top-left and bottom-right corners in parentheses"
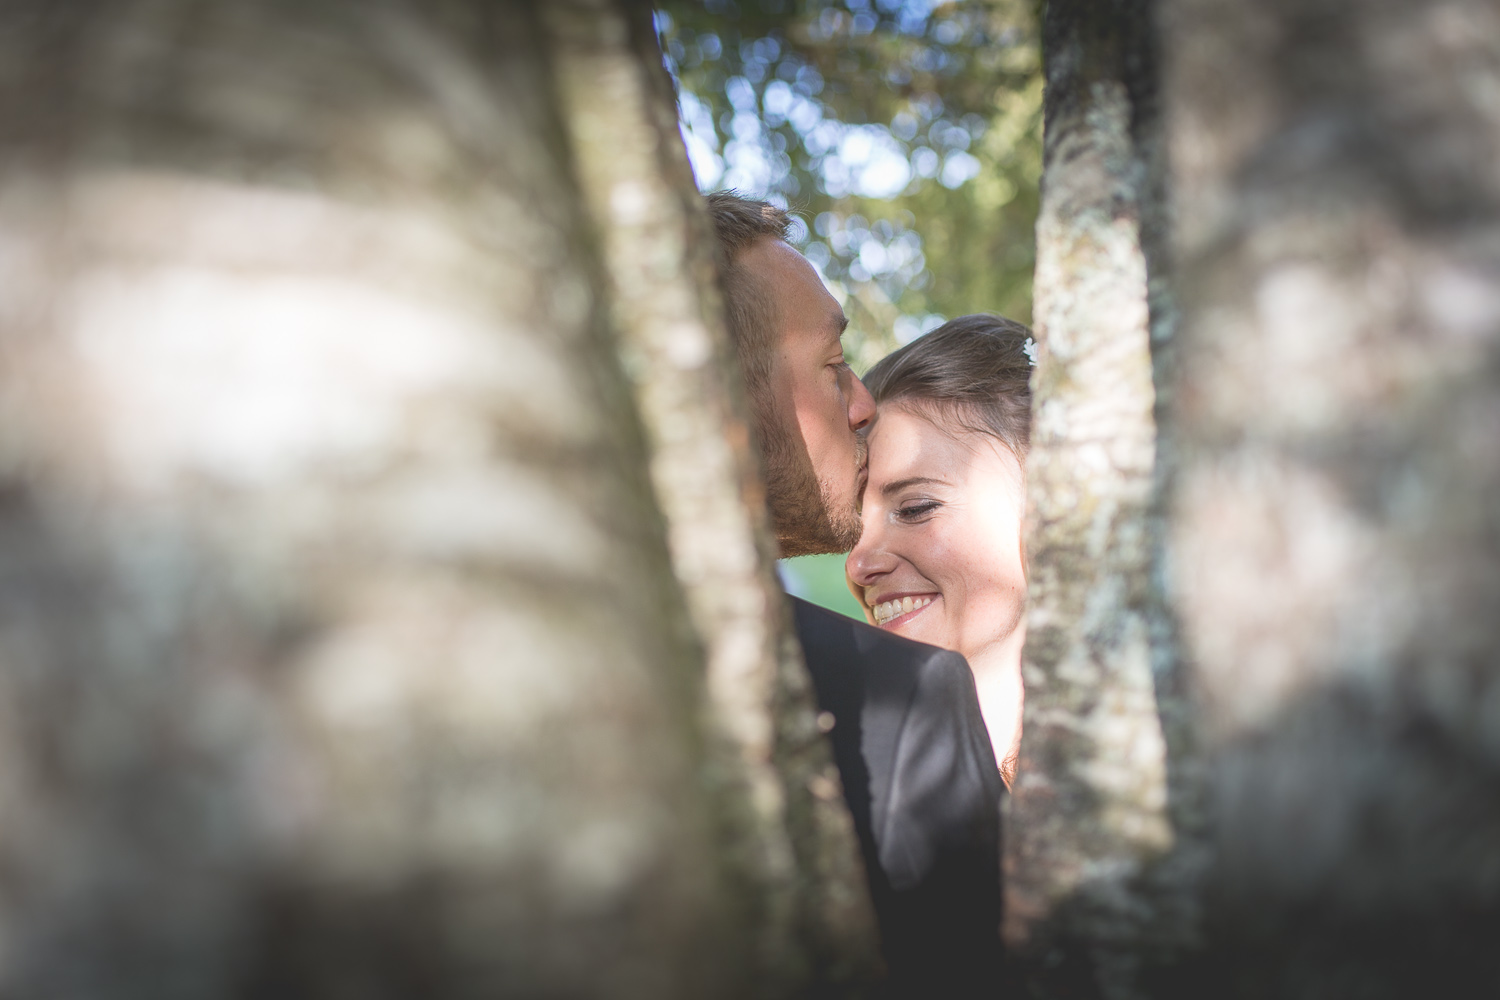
top-left (847, 372), bottom-right (876, 431)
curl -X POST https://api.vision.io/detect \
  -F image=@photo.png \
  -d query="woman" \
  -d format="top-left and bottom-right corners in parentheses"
top-left (846, 314), bottom-right (1031, 786)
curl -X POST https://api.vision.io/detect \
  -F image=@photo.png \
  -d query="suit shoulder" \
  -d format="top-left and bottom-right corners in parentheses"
top-left (790, 596), bottom-right (945, 657)
top-left (790, 597), bottom-right (971, 691)
top-left (790, 595), bottom-right (861, 662)
top-left (789, 594), bottom-right (861, 635)
top-left (909, 646), bottom-right (976, 689)
top-left (850, 614), bottom-right (969, 679)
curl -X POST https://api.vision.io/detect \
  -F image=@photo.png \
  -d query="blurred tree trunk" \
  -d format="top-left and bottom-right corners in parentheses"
top-left (0, 1), bottom-right (867, 996)
top-left (1020, 0), bottom-right (1500, 996)
top-left (1163, 0), bottom-right (1500, 994)
top-left (541, 1), bottom-right (879, 993)
top-left (1008, 0), bottom-right (1203, 995)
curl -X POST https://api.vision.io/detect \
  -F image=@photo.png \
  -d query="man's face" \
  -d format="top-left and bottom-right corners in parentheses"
top-left (739, 238), bottom-right (875, 556)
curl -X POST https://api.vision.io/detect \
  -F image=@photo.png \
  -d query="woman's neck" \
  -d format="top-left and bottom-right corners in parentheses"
top-left (967, 622), bottom-right (1026, 788)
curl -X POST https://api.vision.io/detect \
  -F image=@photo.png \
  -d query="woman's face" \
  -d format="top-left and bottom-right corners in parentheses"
top-left (846, 404), bottom-right (1027, 664)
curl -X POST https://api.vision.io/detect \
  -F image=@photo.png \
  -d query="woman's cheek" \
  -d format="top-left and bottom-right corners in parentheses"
top-left (902, 526), bottom-right (945, 590)
top-left (920, 521), bottom-right (964, 582)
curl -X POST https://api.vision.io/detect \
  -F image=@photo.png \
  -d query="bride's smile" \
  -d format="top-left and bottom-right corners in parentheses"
top-left (849, 406), bottom-right (1026, 662)
top-left (869, 593), bottom-right (936, 626)
top-left (844, 315), bottom-right (1033, 783)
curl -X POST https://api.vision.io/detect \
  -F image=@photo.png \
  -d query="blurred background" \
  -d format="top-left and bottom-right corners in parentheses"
top-left (655, 0), bottom-right (1042, 615)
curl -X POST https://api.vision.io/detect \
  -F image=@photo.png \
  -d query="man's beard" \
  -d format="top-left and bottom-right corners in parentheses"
top-left (760, 415), bottom-right (864, 557)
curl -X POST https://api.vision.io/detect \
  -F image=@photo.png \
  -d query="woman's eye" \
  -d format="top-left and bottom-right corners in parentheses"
top-left (895, 500), bottom-right (941, 522)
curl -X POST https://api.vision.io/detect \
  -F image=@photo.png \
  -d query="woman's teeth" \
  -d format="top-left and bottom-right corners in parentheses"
top-left (873, 596), bottom-right (932, 625)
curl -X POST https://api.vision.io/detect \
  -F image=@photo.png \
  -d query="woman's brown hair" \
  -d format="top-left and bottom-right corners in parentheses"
top-left (861, 313), bottom-right (1033, 458)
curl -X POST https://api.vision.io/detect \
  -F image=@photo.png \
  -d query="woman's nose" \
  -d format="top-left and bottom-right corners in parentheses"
top-left (845, 524), bottom-right (896, 587)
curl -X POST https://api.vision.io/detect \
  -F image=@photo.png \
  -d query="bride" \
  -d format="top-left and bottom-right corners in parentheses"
top-left (846, 314), bottom-right (1032, 786)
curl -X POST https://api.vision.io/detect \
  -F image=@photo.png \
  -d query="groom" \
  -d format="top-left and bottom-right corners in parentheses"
top-left (707, 192), bottom-right (1002, 995)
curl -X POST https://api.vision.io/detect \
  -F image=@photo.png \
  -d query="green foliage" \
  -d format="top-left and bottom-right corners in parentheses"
top-left (780, 553), bottom-right (868, 620)
top-left (658, 1), bottom-right (1040, 618)
top-left (657, 0), bottom-right (1042, 372)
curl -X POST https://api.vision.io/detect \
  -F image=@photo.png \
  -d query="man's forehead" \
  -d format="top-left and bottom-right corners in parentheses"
top-left (744, 238), bottom-right (847, 336)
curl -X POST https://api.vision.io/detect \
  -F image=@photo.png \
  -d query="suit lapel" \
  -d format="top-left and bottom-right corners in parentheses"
top-left (852, 622), bottom-right (919, 858)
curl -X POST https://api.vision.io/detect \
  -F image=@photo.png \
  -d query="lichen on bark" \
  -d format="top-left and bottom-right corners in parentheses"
top-left (1007, 1), bottom-right (1202, 995)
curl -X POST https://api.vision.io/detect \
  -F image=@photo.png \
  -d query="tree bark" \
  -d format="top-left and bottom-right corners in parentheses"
top-left (1008, 0), bottom-right (1203, 995)
top-left (1163, 0), bottom-right (1500, 993)
top-left (0, 2), bottom-right (754, 996)
top-left (541, 1), bottom-right (880, 993)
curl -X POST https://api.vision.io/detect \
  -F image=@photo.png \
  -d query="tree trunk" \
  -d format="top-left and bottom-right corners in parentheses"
top-left (0, 2), bottom-right (770, 996)
top-left (1163, 0), bottom-right (1500, 993)
top-left (542, 1), bottom-right (879, 992)
top-left (1008, 0), bottom-right (1203, 995)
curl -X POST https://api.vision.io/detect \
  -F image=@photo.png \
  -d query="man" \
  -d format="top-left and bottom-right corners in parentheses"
top-left (706, 192), bottom-right (1002, 995)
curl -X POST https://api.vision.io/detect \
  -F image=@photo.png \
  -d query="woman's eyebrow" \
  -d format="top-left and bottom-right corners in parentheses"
top-left (881, 476), bottom-right (948, 497)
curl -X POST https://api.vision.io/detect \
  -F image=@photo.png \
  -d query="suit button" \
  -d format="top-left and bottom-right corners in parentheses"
top-left (816, 710), bottom-right (836, 733)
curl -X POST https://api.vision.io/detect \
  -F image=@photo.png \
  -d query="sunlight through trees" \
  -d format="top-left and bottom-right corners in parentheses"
top-left (656, 0), bottom-right (1041, 372)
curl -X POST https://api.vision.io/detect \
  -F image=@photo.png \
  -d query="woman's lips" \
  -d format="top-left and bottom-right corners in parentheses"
top-left (871, 593), bottom-right (937, 627)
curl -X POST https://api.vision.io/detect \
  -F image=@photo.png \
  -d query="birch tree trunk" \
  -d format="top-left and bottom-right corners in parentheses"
top-left (1163, 0), bottom-right (1500, 993)
top-left (0, 2), bottom-right (778, 995)
top-left (1008, 1), bottom-right (1203, 995)
top-left (1021, 0), bottom-right (1500, 995)
top-left (542, 1), bottom-right (879, 992)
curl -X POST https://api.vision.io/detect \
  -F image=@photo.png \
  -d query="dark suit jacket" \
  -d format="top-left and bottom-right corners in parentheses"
top-left (791, 596), bottom-right (1003, 997)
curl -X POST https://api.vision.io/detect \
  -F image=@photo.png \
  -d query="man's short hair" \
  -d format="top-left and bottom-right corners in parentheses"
top-left (705, 191), bottom-right (791, 396)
